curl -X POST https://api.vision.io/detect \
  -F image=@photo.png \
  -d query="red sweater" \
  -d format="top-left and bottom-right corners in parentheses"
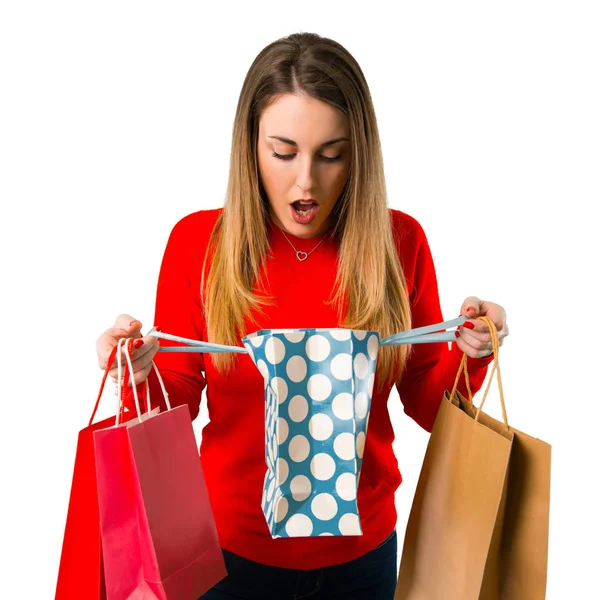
top-left (124, 207), bottom-right (493, 570)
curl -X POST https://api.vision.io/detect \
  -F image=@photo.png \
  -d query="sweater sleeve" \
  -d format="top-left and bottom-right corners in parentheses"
top-left (395, 216), bottom-right (494, 432)
top-left (122, 214), bottom-right (208, 421)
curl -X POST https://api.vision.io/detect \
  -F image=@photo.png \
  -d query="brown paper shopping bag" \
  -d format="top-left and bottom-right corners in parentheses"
top-left (395, 316), bottom-right (551, 600)
top-left (495, 421), bottom-right (551, 597)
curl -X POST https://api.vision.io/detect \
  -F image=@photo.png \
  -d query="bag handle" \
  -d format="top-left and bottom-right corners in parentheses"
top-left (448, 315), bottom-right (508, 428)
top-left (114, 337), bottom-right (173, 425)
top-left (89, 343), bottom-right (120, 426)
top-left (149, 330), bottom-right (249, 354)
top-left (147, 317), bottom-right (467, 352)
top-left (88, 335), bottom-right (172, 427)
top-left (379, 317), bottom-right (466, 346)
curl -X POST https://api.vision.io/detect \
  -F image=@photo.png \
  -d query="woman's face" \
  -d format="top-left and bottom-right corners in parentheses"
top-left (257, 93), bottom-right (351, 239)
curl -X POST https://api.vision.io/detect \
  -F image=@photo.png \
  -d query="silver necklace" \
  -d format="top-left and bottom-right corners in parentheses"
top-left (278, 227), bottom-right (327, 261)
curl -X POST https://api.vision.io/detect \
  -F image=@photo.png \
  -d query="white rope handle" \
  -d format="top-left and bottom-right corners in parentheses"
top-left (115, 338), bottom-right (126, 423)
top-left (150, 358), bottom-right (172, 411)
top-left (114, 337), bottom-right (172, 425)
top-left (116, 338), bottom-right (141, 425)
top-left (144, 326), bottom-right (172, 411)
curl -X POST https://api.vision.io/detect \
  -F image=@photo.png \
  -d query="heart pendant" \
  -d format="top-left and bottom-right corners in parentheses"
top-left (296, 251), bottom-right (308, 261)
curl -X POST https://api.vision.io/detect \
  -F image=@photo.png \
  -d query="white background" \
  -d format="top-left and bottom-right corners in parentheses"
top-left (1, 1), bottom-right (598, 597)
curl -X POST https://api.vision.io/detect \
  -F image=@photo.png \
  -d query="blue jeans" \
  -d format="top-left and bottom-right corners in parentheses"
top-left (199, 529), bottom-right (397, 600)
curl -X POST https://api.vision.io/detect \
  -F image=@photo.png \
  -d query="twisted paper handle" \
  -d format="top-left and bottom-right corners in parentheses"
top-left (449, 315), bottom-right (508, 428)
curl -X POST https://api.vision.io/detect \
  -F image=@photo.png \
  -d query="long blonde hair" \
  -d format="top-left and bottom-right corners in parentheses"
top-left (201, 32), bottom-right (413, 393)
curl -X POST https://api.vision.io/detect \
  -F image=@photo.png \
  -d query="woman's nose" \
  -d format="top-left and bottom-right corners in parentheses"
top-left (296, 156), bottom-right (316, 192)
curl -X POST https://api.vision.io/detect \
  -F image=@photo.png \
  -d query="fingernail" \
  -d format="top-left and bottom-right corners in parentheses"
top-left (130, 320), bottom-right (140, 326)
top-left (455, 331), bottom-right (460, 338)
top-left (134, 339), bottom-right (144, 349)
top-left (463, 322), bottom-right (475, 330)
top-left (466, 306), bottom-right (474, 312)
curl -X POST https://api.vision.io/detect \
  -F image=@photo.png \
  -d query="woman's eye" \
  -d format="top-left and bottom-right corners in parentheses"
top-left (272, 151), bottom-right (342, 163)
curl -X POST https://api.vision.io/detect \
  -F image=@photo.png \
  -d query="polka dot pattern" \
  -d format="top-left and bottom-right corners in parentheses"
top-left (332, 392), bottom-right (354, 420)
top-left (306, 335), bottom-right (331, 362)
top-left (278, 417), bottom-right (289, 444)
top-left (289, 435), bottom-right (310, 462)
top-left (265, 337), bottom-right (286, 364)
top-left (286, 355), bottom-right (307, 383)
top-left (309, 413), bottom-right (333, 441)
top-left (355, 392), bottom-right (369, 420)
top-left (241, 327), bottom-right (379, 537)
top-left (310, 453), bottom-right (336, 481)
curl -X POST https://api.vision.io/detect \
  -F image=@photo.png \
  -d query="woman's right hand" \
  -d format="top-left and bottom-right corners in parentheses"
top-left (96, 313), bottom-right (161, 386)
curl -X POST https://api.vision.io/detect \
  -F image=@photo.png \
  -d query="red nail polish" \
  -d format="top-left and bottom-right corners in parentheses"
top-left (455, 331), bottom-right (460, 338)
top-left (463, 322), bottom-right (475, 329)
top-left (466, 306), bottom-right (474, 312)
top-left (134, 339), bottom-right (144, 349)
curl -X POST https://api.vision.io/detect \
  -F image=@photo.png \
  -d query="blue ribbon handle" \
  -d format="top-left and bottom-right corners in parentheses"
top-left (148, 331), bottom-right (248, 354)
top-left (379, 316), bottom-right (466, 346)
top-left (147, 316), bottom-right (466, 352)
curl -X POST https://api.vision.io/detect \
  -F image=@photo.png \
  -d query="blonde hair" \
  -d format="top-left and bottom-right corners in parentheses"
top-left (201, 32), bottom-right (413, 393)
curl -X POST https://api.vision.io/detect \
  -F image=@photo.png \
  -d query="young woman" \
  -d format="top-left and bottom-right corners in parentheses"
top-left (96, 31), bottom-right (509, 600)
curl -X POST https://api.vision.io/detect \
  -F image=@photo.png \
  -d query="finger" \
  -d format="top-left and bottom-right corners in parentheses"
top-left (454, 336), bottom-right (482, 359)
top-left (111, 362), bottom-right (154, 387)
top-left (468, 316), bottom-right (509, 341)
top-left (482, 316), bottom-right (506, 338)
top-left (105, 314), bottom-right (144, 342)
top-left (98, 334), bottom-right (141, 370)
top-left (134, 335), bottom-right (161, 360)
top-left (457, 328), bottom-right (494, 357)
top-left (456, 335), bottom-right (494, 359)
top-left (466, 313), bottom-right (504, 338)
top-left (96, 314), bottom-right (144, 369)
top-left (496, 323), bottom-right (509, 347)
top-left (112, 335), bottom-right (160, 367)
top-left (108, 344), bottom-right (157, 380)
top-left (108, 336), bottom-right (160, 377)
top-left (460, 296), bottom-right (482, 318)
top-left (478, 301), bottom-right (507, 331)
top-left (113, 313), bottom-right (143, 332)
top-left (461, 319), bottom-right (491, 338)
top-left (498, 323), bottom-right (509, 339)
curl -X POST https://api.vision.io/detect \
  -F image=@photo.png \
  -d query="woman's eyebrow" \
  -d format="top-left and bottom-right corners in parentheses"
top-left (267, 136), bottom-right (349, 149)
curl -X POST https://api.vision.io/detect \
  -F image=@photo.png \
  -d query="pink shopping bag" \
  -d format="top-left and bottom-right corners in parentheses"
top-left (93, 338), bottom-right (227, 599)
top-left (56, 342), bottom-right (142, 599)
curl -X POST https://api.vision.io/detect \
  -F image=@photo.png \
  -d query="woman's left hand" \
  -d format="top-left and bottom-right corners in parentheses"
top-left (456, 296), bottom-right (509, 358)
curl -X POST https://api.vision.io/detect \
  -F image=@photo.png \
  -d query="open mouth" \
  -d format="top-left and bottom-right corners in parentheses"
top-left (291, 201), bottom-right (319, 224)
top-left (292, 201), bottom-right (318, 215)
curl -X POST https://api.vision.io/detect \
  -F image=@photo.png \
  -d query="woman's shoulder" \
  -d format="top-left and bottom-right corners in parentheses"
top-left (388, 207), bottom-right (428, 248)
top-left (171, 207), bottom-right (224, 237)
top-left (162, 208), bottom-right (224, 267)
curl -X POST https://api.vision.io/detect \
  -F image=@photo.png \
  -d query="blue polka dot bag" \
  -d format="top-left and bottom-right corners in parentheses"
top-left (149, 316), bottom-right (465, 539)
